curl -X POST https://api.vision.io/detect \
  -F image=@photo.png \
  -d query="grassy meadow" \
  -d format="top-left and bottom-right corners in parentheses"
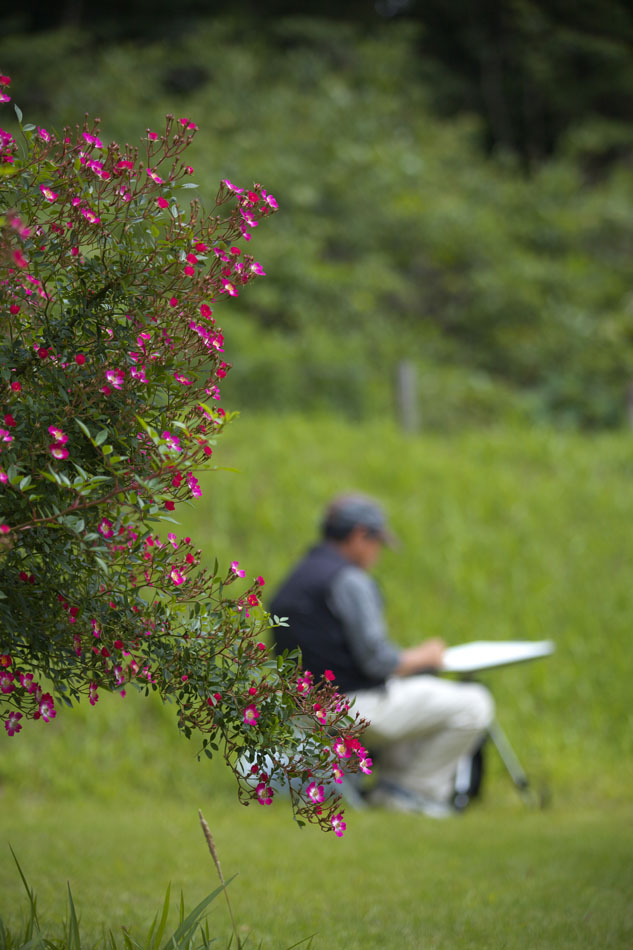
top-left (2, 414), bottom-right (633, 947)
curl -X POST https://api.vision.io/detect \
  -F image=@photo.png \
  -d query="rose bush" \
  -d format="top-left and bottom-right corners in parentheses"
top-left (0, 74), bottom-right (367, 833)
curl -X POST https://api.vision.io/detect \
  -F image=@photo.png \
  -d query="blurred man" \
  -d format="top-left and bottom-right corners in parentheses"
top-left (270, 493), bottom-right (493, 817)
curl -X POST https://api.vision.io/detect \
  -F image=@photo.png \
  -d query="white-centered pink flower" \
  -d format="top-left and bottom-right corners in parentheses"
top-left (243, 703), bottom-right (259, 726)
top-left (49, 443), bottom-right (68, 460)
top-left (306, 781), bottom-right (325, 804)
top-left (4, 711), bottom-right (22, 736)
top-left (48, 425), bottom-right (67, 444)
top-left (0, 671), bottom-right (15, 694)
top-left (186, 472), bottom-right (201, 498)
top-left (98, 518), bottom-right (114, 539)
top-left (161, 431), bottom-right (183, 453)
top-left (220, 278), bottom-right (238, 297)
top-left (40, 184), bottom-right (58, 202)
top-left (256, 782), bottom-right (273, 805)
top-left (331, 813), bottom-right (346, 838)
top-left (35, 693), bottom-right (56, 722)
top-left (81, 207), bottom-right (101, 224)
top-left (297, 672), bottom-right (313, 694)
top-left (105, 368), bottom-right (125, 389)
top-left (83, 132), bottom-right (104, 148)
top-left (333, 738), bottom-right (351, 759)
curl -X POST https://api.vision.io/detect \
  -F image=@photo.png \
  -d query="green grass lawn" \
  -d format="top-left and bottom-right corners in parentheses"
top-left (1, 789), bottom-right (632, 949)
top-left (2, 416), bottom-right (633, 947)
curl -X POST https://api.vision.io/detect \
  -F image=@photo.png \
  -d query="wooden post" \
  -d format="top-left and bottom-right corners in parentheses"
top-left (626, 383), bottom-right (633, 430)
top-left (395, 360), bottom-right (419, 433)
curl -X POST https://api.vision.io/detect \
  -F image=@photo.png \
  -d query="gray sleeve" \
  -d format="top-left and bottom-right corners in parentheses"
top-left (327, 566), bottom-right (400, 681)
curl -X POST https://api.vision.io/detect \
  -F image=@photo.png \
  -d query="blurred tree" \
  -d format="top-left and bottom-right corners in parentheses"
top-left (1, 15), bottom-right (632, 427)
top-left (3, 0), bottom-right (632, 168)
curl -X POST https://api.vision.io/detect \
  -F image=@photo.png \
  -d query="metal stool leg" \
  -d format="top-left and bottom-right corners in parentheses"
top-left (487, 719), bottom-right (533, 803)
top-left (453, 753), bottom-right (475, 811)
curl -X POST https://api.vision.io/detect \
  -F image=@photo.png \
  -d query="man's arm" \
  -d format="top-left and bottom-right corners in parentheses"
top-left (394, 639), bottom-right (445, 676)
top-left (327, 566), bottom-right (400, 681)
top-left (329, 566), bottom-right (445, 680)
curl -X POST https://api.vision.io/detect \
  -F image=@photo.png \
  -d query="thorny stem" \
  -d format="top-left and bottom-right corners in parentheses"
top-left (7, 479), bottom-right (135, 533)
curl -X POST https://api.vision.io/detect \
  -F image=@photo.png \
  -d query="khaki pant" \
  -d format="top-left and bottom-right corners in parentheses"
top-left (348, 676), bottom-right (494, 804)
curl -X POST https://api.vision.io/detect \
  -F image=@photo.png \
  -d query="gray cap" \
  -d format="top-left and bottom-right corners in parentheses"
top-left (322, 493), bottom-right (397, 547)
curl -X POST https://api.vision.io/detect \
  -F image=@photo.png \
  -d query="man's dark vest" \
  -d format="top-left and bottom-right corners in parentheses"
top-left (269, 542), bottom-right (384, 693)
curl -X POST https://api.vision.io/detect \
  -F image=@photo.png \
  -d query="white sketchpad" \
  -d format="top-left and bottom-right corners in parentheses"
top-left (441, 639), bottom-right (555, 674)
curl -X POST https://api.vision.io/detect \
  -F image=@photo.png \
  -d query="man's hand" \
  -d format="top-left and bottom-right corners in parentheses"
top-left (395, 638), bottom-right (446, 677)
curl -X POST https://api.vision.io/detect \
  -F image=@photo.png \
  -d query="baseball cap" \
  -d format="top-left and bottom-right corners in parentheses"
top-left (322, 493), bottom-right (398, 547)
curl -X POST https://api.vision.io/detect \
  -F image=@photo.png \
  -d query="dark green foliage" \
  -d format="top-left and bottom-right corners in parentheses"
top-left (4, 0), bottom-right (633, 165)
top-left (1, 13), bottom-right (632, 428)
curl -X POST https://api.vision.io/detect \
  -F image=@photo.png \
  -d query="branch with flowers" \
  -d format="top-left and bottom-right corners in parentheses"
top-left (0, 74), bottom-right (369, 834)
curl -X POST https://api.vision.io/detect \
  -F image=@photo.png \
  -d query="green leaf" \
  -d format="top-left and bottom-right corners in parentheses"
top-left (10, 846), bottom-right (38, 930)
top-left (14, 103), bottom-right (23, 123)
top-left (95, 429), bottom-right (108, 446)
top-left (153, 882), bottom-right (171, 948)
top-left (66, 883), bottom-right (81, 950)
top-left (285, 933), bottom-right (319, 949)
top-left (121, 929), bottom-right (141, 949)
top-left (74, 419), bottom-right (92, 439)
top-left (162, 879), bottom-right (235, 950)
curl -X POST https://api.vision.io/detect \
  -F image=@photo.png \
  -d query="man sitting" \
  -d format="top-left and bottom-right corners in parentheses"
top-left (270, 493), bottom-right (493, 817)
